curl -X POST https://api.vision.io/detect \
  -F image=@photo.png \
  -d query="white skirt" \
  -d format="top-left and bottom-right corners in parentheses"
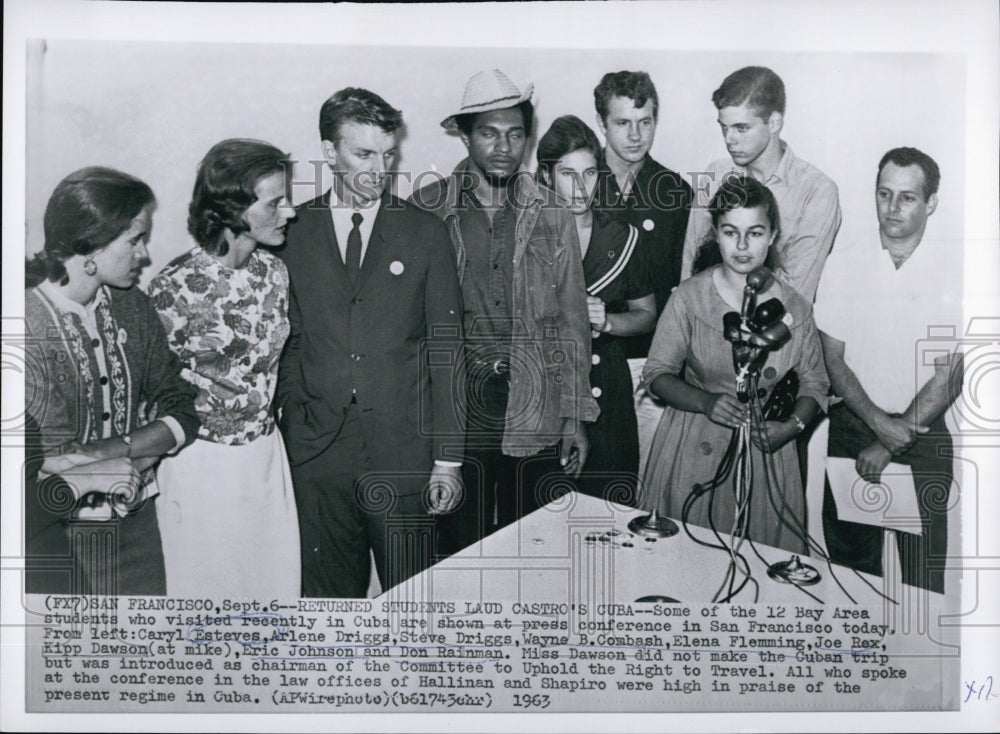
top-left (156, 430), bottom-right (301, 600)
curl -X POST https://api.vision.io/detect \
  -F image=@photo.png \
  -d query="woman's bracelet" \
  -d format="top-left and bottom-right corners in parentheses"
top-left (790, 415), bottom-right (807, 434)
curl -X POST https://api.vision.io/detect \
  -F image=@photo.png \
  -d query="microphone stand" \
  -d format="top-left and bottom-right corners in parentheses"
top-left (681, 271), bottom-right (821, 601)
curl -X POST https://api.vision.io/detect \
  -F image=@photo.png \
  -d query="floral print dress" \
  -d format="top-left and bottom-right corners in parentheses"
top-left (149, 246), bottom-right (300, 598)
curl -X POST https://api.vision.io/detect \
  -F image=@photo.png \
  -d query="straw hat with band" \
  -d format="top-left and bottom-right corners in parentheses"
top-left (441, 69), bottom-right (534, 133)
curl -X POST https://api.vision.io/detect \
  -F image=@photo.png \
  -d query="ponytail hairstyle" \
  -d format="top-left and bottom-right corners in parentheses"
top-left (26, 167), bottom-right (155, 287)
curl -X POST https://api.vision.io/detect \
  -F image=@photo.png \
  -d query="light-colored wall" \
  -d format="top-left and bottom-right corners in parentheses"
top-left (26, 42), bottom-right (964, 286)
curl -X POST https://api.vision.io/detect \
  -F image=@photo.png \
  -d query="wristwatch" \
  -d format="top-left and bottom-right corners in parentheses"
top-left (121, 434), bottom-right (133, 458)
top-left (790, 415), bottom-right (806, 434)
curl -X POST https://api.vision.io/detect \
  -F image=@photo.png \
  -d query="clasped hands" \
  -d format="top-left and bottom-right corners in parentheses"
top-left (38, 401), bottom-right (160, 514)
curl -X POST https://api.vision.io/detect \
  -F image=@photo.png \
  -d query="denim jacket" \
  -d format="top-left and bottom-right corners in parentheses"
top-left (411, 160), bottom-right (599, 456)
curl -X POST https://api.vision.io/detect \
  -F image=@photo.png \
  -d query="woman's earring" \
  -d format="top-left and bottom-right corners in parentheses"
top-left (84, 258), bottom-right (98, 276)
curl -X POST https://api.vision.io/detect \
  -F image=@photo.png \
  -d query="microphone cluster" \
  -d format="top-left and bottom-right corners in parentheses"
top-left (723, 267), bottom-right (791, 401)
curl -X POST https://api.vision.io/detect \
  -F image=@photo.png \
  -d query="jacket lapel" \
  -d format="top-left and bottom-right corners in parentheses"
top-left (312, 190), bottom-right (353, 294)
top-left (355, 197), bottom-right (396, 292)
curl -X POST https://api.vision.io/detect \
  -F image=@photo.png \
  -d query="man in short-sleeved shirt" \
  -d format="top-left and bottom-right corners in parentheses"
top-left (681, 66), bottom-right (841, 303)
top-left (814, 147), bottom-right (963, 594)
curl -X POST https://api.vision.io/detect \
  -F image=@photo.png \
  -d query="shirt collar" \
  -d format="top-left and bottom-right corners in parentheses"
top-left (727, 141), bottom-right (794, 186)
top-left (453, 157), bottom-right (542, 209)
top-left (627, 155), bottom-right (656, 197)
top-left (38, 278), bottom-right (107, 321)
top-left (879, 233), bottom-right (927, 270)
top-left (769, 141), bottom-right (795, 185)
top-left (599, 154), bottom-right (653, 201)
top-left (191, 244), bottom-right (255, 276)
top-left (329, 186), bottom-right (381, 215)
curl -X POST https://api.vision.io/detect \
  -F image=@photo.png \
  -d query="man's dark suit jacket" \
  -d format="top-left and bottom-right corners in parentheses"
top-left (276, 191), bottom-right (465, 487)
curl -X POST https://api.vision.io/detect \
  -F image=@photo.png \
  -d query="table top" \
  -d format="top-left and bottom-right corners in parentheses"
top-left (379, 492), bottom-right (956, 712)
top-left (392, 492), bottom-right (938, 607)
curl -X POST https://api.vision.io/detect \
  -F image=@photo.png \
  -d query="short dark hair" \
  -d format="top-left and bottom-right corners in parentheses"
top-left (593, 70), bottom-right (659, 121)
top-left (187, 138), bottom-right (290, 256)
top-left (693, 174), bottom-right (782, 274)
top-left (26, 166), bottom-right (155, 286)
top-left (712, 66), bottom-right (786, 119)
top-left (877, 146), bottom-right (941, 200)
top-left (536, 115), bottom-right (603, 184)
top-left (319, 87), bottom-right (403, 143)
top-left (453, 99), bottom-right (535, 138)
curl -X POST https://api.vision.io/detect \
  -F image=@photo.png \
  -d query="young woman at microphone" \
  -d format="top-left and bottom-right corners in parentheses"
top-left (640, 175), bottom-right (829, 553)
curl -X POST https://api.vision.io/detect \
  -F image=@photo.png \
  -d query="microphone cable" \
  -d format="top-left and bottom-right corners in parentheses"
top-left (680, 427), bottom-right (759, 603)
top-left (749, 384), bottom-right (897, 605)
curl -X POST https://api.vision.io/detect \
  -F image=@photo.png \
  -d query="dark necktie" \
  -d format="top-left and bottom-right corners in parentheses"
top-left (345, 212), bottom-right (363, 284)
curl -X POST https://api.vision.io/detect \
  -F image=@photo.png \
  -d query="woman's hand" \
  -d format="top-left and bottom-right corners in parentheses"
top-left (750, 419), bottom-right (798, 453)
top-left (138, 400), bottom-right (159, 426)
top-left (62, 439), bottom-right (115, 461)
top-left (704, 393), bottom-right (748, 428)
top-left (586, 296), bottom-right (607, 334)
top-left (65, 401), bottom-right (170, 463)
top-left (41, 451), bottom-right (98, 475)
top-left (49, 457), bottom-right (141, 501)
